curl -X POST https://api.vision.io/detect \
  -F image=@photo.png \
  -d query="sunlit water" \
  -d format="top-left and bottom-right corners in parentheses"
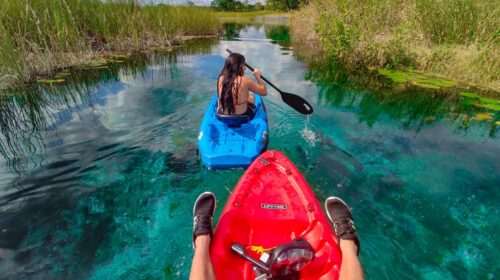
top-left (0, 24), bottom-right (499, 280)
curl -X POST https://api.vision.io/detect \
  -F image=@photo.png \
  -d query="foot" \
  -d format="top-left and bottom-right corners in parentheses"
top-left (193, 192), bottom-right (216, 248)
top-left (325, 197), bottom-right (360, 256)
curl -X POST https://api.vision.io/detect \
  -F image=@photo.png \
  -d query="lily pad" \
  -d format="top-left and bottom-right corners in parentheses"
top-left (414, 82), bottom-right (440, 89)
top-left (378, 69), bottom-right (411, 83)
top-left (459, 92), bottom-right (481, 99)
top-left (471, 113), bottom-right (493, 121)
top-left (37, 79), bottom-right (65, 84)
top-left (417, 78), bottom-right (456, 88)
top-left (477, 103), bottom-right (500, 111)
top-left (479, 97), bottom-right (500, 106)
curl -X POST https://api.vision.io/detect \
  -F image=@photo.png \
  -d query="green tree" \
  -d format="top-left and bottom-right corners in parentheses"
top-left (265, 0), bottom-right (306, 10)
top-left (210, 0), bottom-right (243, 11)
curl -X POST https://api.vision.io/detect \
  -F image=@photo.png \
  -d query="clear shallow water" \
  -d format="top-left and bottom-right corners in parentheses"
top-left (0, 24), bottom-right (499, 279)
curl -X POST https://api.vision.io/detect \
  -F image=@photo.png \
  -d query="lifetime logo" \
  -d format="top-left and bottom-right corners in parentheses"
top-left (260, 203), bottom-right (288, 210)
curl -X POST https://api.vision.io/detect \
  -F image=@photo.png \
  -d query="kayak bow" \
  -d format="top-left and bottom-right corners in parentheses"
top-left (211, 150), bottom-right (342, 279)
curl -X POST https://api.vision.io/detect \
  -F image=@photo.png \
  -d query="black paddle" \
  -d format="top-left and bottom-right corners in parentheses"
top-left (226, 49), bottom-right (313, 115)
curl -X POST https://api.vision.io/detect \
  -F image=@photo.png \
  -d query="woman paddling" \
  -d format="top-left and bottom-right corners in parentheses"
top-left (217, 53), bottom-right (267, 117)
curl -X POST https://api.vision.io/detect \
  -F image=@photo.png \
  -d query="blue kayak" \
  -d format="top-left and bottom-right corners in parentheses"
top-left (198, 95), bottom-right (269, 169)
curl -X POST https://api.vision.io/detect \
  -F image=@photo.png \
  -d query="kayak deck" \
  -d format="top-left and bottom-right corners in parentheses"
top-left (211, 150), bottom-right (342, 279)
top-left (198, 95), bottom-right (268, 169)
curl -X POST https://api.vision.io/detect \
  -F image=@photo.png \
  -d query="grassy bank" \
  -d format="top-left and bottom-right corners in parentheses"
top-left (0, 0), bottom-right (219, 89)
top-left (215, 10), bottom-right (289, 23)
top-left (290, 0), bottom-right (499, 91)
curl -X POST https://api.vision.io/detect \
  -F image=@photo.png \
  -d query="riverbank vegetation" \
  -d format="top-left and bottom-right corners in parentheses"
top-left (290, 0), bottom-right (499, 91)
top-left (0, 0), bottom-right (219, 89)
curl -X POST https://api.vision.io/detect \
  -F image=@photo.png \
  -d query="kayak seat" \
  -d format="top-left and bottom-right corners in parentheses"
top-left (216, 110), bottom-right (251, 127)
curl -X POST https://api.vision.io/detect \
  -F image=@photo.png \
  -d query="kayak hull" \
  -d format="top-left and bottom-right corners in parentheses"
top-left (198, 95), bottom-right (268, 169)
top-left (211, 150), bottom-right (342, 279)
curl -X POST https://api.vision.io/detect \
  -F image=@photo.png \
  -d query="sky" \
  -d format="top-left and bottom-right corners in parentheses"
top-left (145, 0), bottom-right (262, 6)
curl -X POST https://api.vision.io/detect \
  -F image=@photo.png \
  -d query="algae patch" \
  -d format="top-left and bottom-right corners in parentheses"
top-left (459, 92), bottom-right (500, 112)
top-left (378, 69), bottom-right (457, 89)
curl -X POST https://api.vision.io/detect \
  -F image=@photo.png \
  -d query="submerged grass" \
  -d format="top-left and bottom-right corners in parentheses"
top-left (290, 0), bottom-right (500, 92)
top-left (0, 0), bottom-right (219, 89)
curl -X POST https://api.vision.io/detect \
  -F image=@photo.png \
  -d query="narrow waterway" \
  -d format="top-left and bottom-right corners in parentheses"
top-left (0, 23), bottom-right (498, 279)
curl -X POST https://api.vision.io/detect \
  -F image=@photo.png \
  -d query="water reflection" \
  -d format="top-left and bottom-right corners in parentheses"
top-left (304, 61), bottom-right (499, 137)
top-left (0, 23), bottom-right (498, 280)
top-left (0, 41), bottom-right (217, 174)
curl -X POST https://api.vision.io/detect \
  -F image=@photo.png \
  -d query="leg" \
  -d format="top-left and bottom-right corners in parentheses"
top-left (189, 235), bottom-right (216, 280)
top-left (189, 192), bottom-right (217, 280)
top-left (325, 197), bottom-right (365, 280)
top-left (339, 239), bottom-right (364, 280)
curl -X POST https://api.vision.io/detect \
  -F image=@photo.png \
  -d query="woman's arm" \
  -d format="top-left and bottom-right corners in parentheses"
top-left (246, 69), bottom-right (267, 96)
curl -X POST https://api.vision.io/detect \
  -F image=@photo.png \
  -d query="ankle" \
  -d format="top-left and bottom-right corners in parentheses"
top-left (194, 234), bottom-right (211, 249)
top-left (339, 239), bottom-right (358, 255)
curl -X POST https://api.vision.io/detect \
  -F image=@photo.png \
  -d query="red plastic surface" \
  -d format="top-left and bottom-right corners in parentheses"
top-left (211, 150), bottom-right (342, 279)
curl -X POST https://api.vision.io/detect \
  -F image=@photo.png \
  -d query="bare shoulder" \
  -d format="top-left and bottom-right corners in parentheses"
top-left (242, 75), bottom-right (254, 84)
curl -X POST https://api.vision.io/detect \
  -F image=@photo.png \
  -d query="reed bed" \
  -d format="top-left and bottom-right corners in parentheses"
top-left (0, 0), bottom-right (219, 88)
top-left (290, 0), bottom-right (500, 91)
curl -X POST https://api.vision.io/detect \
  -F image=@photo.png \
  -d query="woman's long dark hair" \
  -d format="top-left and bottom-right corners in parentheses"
top-left (218, 53), bottom-right (245, 114)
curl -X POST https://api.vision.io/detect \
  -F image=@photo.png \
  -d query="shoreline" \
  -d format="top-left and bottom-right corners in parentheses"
top-left (1, 35), bottom-right (219, 90)
top-left (289, 1), bottom-right (499, 95)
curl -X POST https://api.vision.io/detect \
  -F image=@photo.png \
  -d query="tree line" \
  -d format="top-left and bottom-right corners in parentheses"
top-left (210, 0), bottom-right (308, 11)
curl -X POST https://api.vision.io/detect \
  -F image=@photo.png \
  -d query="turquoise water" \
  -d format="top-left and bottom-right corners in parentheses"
top-left (0, 24), bottom-right (499, 279)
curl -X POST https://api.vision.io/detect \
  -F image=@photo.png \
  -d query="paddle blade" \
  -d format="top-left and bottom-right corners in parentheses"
top-left (280, 92), bottom-right (314, 115)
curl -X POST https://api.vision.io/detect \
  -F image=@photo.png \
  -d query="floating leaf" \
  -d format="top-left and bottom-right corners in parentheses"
top-left (37, 78), bottom-right (65, 84)
top-left (417, 78), bottom-right (456, 88)
top-left (479, 97), bottom-right (500, 106)
top-left (471, 113), bottom-right (493, 121)
top-left (414, 82), bottom-right (440, 89)
top-left (495, 121), bottom-right (500, 126)
top-left (378, 69), bottom-right (411, 83)
top-left (477, 103), bottom-right (500, 111)
top-left (459, 92), bottom-right (481, 99)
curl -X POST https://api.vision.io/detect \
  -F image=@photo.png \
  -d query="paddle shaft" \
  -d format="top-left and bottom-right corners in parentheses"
top-left (226, 49), bottom-right (282, 94)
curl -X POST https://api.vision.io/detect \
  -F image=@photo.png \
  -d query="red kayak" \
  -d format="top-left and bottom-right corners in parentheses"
top-left (211, 150), bottom-right (342, 279)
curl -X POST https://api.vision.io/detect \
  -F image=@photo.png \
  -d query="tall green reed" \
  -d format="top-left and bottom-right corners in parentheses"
top-left (0, 0), bottom-right (219, 88)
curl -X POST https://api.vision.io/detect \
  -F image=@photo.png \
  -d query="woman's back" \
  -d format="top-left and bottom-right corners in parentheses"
top-left (217, 53), bottom-right (267, 116)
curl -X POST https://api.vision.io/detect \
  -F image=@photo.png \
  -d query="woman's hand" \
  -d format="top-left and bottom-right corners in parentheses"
top-left (253, 68), bottom-right (262, 79)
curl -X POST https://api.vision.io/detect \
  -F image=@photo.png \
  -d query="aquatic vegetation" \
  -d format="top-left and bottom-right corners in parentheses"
top-left (0, 0), bottom-right (219, 89)
top-left (459, 92), bottom-right (500, 111)
top-left (377, 69), bottom-right (458, 89)
top-left (471, 113), bottom-right (494, 121)
top-left (290, 0), bottom-right (500, 90)
top-left (36, 79), bottom-right (65, 84)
